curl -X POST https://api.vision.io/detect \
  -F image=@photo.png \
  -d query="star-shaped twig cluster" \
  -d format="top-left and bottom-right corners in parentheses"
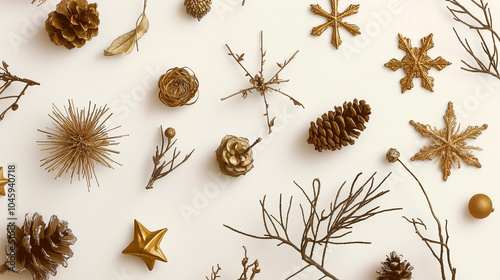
top-left (410, 101), bottom-right (488, 181)
top-left (385, 34), bottom-right (451, 93)
top-left (310, 0), bottom-right (361, 49)
top-left (222, 31), bottom-right (304, 134)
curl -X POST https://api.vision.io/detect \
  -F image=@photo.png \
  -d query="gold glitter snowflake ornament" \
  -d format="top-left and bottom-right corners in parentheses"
top-left (385, 33), bottom-right (451, 93)
top-left (410, 102), bottom-right (487, 181)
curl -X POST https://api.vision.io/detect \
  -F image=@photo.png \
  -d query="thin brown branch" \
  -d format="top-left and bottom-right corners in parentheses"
top-left (391, 153), bottom-right (457, 280)
top-left (446, 0), bottom-right (500, 80)
top-left (0, 61), bottom-right (40, 121)
top-left (145, 126), bottom-right (194, 189)
top-left (224, 173), bottom-right (401, 280)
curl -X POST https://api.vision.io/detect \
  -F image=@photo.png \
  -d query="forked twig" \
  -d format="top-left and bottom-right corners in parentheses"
top-left (386, 148), bottom-right (457, 280)
top-left (145, 126), bottom-right (194, 189)
top-left (205, 246), bottom-right (260, 280)
top-left (446, 0), bottom-right (500, 80)
top-left (224, 173), bottom-right (401, 280)
top-left (0, 61), bottom-right (39, 122)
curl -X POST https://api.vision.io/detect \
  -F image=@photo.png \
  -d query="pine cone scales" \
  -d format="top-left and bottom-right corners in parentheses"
top-left (45, 0), bottom-right (99, 49)
top-left (216, 135), bottom-right (255, 177)
top-left (377, 251), bottom-right (413, 280)
top-left (307, 99), bottom-right (371, 152)
top-left (184, 0), bottom-right (212, 21)
top-left (3, 213), bottom-right (76, 280)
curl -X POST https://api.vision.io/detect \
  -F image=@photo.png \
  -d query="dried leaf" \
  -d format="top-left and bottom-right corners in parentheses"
top-left (103, 1), bottom-right (149, 56)
top-left (2, 61), bottom-right (8, 70)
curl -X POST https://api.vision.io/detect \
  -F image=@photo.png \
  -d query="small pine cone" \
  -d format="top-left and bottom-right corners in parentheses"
top-left (376, 251), bottom-right (413, 280)
top-left (184, 0), bottom-right (212, 21)
top-left (216, 135), bottom-right (255, 177)
top-left (1, 213), bottom-right (77, 280)
top-left (45, 0), bottom-right (99, 49)
top-left (307, 99), bottom-right (371, 152)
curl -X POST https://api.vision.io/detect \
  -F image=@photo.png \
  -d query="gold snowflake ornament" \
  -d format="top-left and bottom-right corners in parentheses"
top-left (410, 102), bottom-right (488, 181)
top-left (310, 0), bottom-right (361, 49)
top-left (385, 33), bottom-right (451, 93)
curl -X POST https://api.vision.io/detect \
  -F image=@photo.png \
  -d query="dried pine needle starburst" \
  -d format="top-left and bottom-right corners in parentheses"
top-left (38, 100), bottom-right (126, 190)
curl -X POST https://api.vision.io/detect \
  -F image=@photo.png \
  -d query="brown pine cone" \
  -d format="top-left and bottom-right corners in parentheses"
top-left (1, 213), bottom-right (77, 280)
top-left (45, 0), bottom-right (99, 49)
top-left (307, 99), bottom-right (371, 152)
top-left (216, 135), bottom-right (255, 177)
top-left (184, 0), bottom-right (212, 21)
top-left (376, 251), bottom-right (413, 280)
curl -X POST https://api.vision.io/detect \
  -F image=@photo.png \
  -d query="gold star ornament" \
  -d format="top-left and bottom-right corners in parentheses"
top-left (122, 219), bottom-right (168, 270)
top-left (0, 167), bottom-right (8, 196)
top-left (385, 33), bottom-right (451, 93)
top-left (410, 102), bottom-right (488, 181)
top-left (310, 0), bottom-right (361, 49)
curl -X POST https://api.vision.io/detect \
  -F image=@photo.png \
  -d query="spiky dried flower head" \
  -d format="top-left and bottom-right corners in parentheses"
top-left (38, 100), bottom-right (126, 191)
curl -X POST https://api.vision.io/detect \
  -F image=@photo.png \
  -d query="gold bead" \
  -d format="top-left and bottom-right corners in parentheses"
top-left (468, 194), bottom-right (493, 219)
top-left (165, 127), bottom-right (176, 139)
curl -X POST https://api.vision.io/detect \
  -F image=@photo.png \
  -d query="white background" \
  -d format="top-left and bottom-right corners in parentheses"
top-left (1, 0), bottom-right (500, 279)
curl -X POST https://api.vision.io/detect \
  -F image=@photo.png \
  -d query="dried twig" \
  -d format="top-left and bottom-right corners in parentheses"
top-left (31, 0), bottom-right (47, 5)
top-left (145, 126), bottom-right (194, 189)
top-left (386, 148), bottom-right (457, 280)
top-left (224, 173), bottom-right (401, 280)
top-left (206, 264), bottom-right (221, 280)
top-left (446, 0), bottom-right (500, 80)
top-left (206, 247), bottom-right (260, 280)
top-left (0, 61), bottom-right (39, 122)
top-left (222, 31), bottom-right (303, 134)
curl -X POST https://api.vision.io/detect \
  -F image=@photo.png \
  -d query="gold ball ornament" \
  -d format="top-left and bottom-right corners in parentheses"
top-left (468, 194), bottom-right (493, 219)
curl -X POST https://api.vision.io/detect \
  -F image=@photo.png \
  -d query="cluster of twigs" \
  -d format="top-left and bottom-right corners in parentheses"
top-left (224, 173), bottom-right (401, 280)
top-left (222, 31), bottom-right (304, 134)
top-left (158, 67), bottom-right (199, 107)
top-left (387, 149), bottom-right (456, 280)
top-left (206, 246), bottom-right (260, 280)
top-left (145, 126), bottom-right (194, 189)
top-left (0, 61), bottom-right (39, 122)
top-left (446, 0), bottom-right (499, 80)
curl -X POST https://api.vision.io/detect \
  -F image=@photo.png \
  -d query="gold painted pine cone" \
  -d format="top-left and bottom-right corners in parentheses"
top-left (216, 135), bottom-right (255, 177)
top-left (45, 0), bottom-right (99, 49)
top-left (1, 213), bottom-right (77, 280)
top-left (184, 0), bottom-right (212, 21)
top-left (307, 99), bottom-right (371, 152)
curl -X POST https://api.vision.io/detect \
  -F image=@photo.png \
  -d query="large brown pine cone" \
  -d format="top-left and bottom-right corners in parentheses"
top-left (307, 99), bottom-right (371, 152)
top-left (1, 213), bottom-right (77, 280)
top-left (184, 0), bottom-right (212, 21)
top-left (376, 251), bottom-right (413, 280)
top-left (216, 135), bottom-right (255, 177)
top-left (45, 0), bottom-right (99, 49)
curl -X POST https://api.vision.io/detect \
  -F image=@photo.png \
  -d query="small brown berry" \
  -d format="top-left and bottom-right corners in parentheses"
top-left (165, 127), bottom-right (176, 139)
top-left (11, 103), bottom-right (19, 111)
top-left (386, 148), bottom-right (400, 163)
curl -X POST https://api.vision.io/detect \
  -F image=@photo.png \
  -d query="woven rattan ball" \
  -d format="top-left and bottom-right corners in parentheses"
top-left (158, 67), bottom-right (199, 107)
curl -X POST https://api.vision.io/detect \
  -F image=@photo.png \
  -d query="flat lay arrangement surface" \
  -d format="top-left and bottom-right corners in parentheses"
top-left (0, 0), bottom-right (499, 279)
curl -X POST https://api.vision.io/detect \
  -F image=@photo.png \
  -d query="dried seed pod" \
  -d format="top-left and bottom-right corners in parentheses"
top-left (307, 99), bottom-right (371, 152)
top-left (216, 135), bottom-right (260, 177)
top-left (45, 0), bottom-right (99, 49)
top-left (158, 67), bottom-right (199, 107)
